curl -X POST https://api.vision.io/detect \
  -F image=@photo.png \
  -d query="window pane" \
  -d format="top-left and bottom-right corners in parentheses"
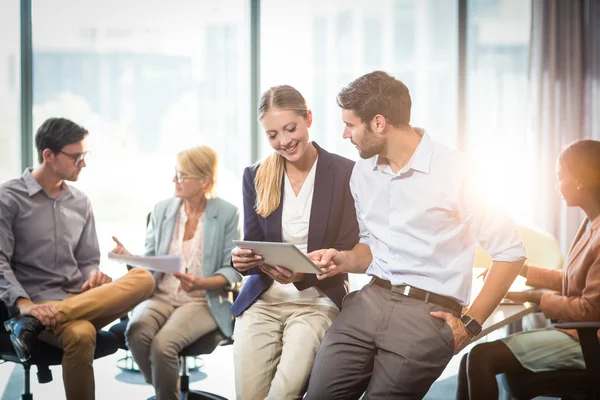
top-left (466, 0), bottom-right (531, 220)
top-left (261, 0), bottom-right (457, 290)
top-left (260, 0), bottom-right (458, 161)
top-left (0, 1), bottom-right (21, 182)
top-left (32, 0), bottom-right (250, 276)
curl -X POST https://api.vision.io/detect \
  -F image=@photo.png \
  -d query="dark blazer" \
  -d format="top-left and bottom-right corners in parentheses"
top-left (231, 142), bottom-right (359, 317)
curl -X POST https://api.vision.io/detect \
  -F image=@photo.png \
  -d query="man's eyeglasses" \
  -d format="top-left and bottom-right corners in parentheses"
top-left (58, 150), bottom-right (89, 165)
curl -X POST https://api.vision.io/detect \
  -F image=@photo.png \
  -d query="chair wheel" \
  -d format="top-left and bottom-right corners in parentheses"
top-left (37, 365), bottom-right (53, 383)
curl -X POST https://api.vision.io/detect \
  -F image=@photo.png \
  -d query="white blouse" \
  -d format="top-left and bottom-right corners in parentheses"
top-left (155, 204), bottom-right (207, 307)
top-left (257, 158), bottom-right (337, 309)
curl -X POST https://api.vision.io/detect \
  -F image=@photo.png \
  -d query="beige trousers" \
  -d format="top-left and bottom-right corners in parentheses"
top-left (233, 302), bottom-right (338, 400)
top-left (125, 297), bottom-right (218, 400)
top-left (40, 268), bottom-right (155, 400)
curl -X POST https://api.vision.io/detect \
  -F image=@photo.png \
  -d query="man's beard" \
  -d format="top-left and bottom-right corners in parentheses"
top-left (357, 133), bottom-right (385, 159)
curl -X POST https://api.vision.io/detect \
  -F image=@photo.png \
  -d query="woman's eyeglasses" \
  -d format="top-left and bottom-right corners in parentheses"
top-left (175, 170), bottom-right (191, 183)
top-left (174, 169), bottom-right (204, 184)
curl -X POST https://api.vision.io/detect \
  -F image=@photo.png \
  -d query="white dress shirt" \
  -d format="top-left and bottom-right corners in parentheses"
top-left (351, 131), bottom-right (526, 305)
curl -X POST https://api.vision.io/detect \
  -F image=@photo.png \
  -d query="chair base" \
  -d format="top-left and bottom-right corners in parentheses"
top-left (116, 351), bottom-right (204, 373)
top-left (147, 391), bottom-right (228, 400)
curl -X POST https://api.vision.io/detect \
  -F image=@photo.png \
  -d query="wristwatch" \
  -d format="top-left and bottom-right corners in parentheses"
top-left (460, 314), bottom-right (482, 336)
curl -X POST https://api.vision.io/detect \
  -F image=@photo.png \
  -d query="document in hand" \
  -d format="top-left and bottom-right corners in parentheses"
top-left (107, 253), bottom-right (181, 274)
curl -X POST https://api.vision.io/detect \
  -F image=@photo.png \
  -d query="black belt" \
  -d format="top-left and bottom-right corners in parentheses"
top-left (372, 277), bottom-right (462, 317)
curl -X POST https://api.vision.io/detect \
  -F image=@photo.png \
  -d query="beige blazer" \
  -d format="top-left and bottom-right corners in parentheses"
top-left (526, 217), bottom-right (600, 340)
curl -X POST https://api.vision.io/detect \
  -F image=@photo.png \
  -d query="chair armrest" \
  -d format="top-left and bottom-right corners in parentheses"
top-left (554, 322), bottom-right (600, 330)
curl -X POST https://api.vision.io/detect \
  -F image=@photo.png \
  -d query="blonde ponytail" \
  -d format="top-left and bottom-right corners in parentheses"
top-left (255, 152), bottom-right (285, 217)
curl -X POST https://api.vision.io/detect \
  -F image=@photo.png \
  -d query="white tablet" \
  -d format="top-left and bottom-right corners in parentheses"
top-left (233, 240), bottom-right (323, 275)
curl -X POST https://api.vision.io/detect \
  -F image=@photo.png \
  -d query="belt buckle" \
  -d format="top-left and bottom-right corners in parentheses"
top-left (403, 285), bottom-right (431, 303)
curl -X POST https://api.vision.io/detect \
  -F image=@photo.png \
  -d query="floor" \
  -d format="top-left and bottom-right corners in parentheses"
top-left (0, 338), bottom-right (517, 400)
top-left (0, 271), bottom-right (550, 399)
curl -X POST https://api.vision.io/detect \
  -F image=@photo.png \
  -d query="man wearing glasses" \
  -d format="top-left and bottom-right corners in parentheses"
top-left (0, 117), bottom-right (155, 400)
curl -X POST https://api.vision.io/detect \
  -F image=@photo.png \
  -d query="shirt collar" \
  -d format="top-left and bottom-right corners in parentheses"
top-left (22, 168), bottom-right (71, 198)
top-left (22, 168), bottom-right (44, 197)
top-left (371, 130), bottom-right (434, 175)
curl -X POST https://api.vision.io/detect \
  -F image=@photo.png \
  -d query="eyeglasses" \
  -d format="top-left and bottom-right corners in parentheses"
top-left (175, 169), bottom-right (192, 183)
top-left (58, 150), bottom-right (89, 165)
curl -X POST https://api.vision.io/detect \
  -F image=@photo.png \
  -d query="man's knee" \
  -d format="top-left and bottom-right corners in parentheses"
top-left (128, 268), bottom-right (155, 297)
top-left (62, 321), bottom-right (97, 351)
top-left (305, 378), bottom-right (337, 400)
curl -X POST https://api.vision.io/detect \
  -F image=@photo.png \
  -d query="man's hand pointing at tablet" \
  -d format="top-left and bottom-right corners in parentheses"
top-left (308, 243), bottom-right (373, 280)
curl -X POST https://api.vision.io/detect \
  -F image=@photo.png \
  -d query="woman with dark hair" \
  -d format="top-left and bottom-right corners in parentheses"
top-left (457, 139), bottom-right (600, 400)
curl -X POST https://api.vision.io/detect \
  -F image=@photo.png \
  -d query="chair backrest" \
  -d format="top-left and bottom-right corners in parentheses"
top-left (473, 224), bottom-right (563, 269)
top-left (0, 302), bottom-right (10, 325)
top-left (502, 322), bottom-right (600, 399)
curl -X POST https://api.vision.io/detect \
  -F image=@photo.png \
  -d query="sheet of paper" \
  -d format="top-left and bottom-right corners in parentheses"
top-left (107, 252), bottom-right (181, 274)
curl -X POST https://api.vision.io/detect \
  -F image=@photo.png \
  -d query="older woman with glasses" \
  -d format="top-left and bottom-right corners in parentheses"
top-left (110, 145), bottom-right (242, 400)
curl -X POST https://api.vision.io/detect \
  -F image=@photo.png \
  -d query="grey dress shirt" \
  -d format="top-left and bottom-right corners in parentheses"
top-left (0, 169), bottom-right (100, 311)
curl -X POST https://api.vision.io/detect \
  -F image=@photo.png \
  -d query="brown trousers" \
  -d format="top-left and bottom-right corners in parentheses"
top-left (39, 268), bottom-right (155, 400)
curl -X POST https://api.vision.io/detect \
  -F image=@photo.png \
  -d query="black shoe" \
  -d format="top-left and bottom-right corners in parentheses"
top-left (3, 316), bottom-right (44, 362)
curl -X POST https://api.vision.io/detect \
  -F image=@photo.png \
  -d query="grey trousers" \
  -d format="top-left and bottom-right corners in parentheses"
top-left (125, 297), bottom-right (218, 400)
top-left (305, 280), bottom-right (457, 400)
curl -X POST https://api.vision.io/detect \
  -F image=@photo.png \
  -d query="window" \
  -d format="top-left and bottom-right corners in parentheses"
top-left (261, 0), bottom-right (458, 290)
top-left (466, 0), bottom-right (532, 221)
top-left (260, 0), bottom-right (459, 162)
top-left (32, 0), bottom-right (250, 276)
top-left (0, 1), bottom-right (21, 182)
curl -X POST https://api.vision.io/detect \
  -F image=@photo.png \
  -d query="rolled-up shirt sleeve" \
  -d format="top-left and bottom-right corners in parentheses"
top-left (0, 194), bottom-right (29, 307)
top-left (458, 163), bottom-right (527, 263)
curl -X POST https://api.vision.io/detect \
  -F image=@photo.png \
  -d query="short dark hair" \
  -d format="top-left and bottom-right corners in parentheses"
top-left (337, 70), bottom-right (412, 127)
top-left (35, 118), bottom-right (89, 163)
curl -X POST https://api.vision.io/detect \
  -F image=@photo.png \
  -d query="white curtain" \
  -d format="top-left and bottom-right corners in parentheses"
top-left (528, 0), bottom-right (600, 254)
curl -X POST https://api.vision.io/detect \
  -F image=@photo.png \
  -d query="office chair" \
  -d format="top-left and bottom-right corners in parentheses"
top-left (500, 321), bottom-right (600, 400)
top-left (0, 302), bottom-right (119, 400)
top-left (109, 211), bottom-right (238, 399)
top-left (473, 224), bottom-right (563, 269)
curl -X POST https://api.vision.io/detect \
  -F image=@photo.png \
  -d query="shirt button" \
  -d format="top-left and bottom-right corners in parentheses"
top-left (391, 205), bottom-right (396, 210)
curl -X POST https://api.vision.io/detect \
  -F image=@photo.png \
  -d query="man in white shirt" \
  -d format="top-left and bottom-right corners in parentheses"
top-left (305, 71), bottom-right (526, 399)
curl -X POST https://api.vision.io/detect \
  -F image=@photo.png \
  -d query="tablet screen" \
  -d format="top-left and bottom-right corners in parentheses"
top-left (233, 240), bottom-right (323, 275)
